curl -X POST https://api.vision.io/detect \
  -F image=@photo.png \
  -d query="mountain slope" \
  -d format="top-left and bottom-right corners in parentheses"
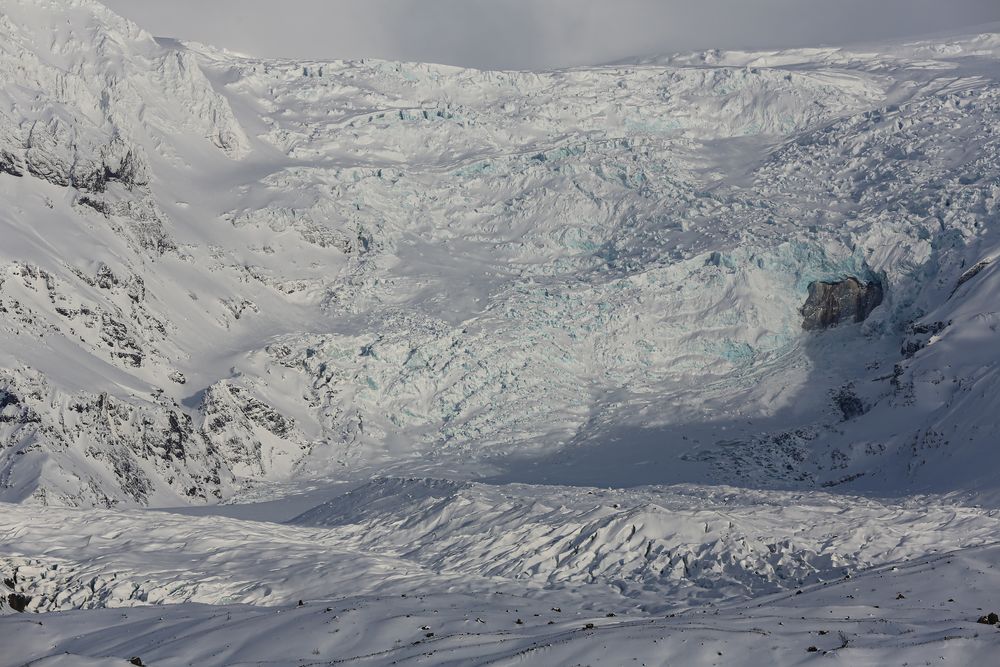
top-left (0, 0), bottom-right (999, 507)
top-left (4, 3), bottom-right (1000, 665)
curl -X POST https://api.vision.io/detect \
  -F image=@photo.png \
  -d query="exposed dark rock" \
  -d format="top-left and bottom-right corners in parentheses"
top-left (901, 320), bottom-right (949, 358)
top-left (24, 119), bottom-right (73, 187)
top-left (977, 612), bottom-right (999, 625)
top-left (197, 381), bottom-right (301, 479)
top-left (0, 390), bottom-right (20, 412)
top-left (832, 385), bottom-right (867, 421)
top-left (95, 263), bottom-right (119, 289)
top-left (100, 138), bottom-right (150, 190)
top-left (78, 195), bottom-right (112, 216)
top-left (910, 321), bottom-right (949, 336)
top-left (7, 592), bottom-right (31, 612)
top-left (126, 275), bottom-right (146, 302)
top-left (71, 159), bottom-right (108, 192)
top-left (0, 371), bottom-right (234, 506)
top-left (222, 298), bottom-right (259, 321)
top-left (682, 427), bottom-right (822, 485)
top-left (801, 277), bottom-right (883, 330)
top-left (72, 137), bottom-right (151, 193)
top-left (0, 388), bottom-right (40, 424)
top-left (94, 444), bottom-right (154, 503)
top-left (950, 257), bottom-right (993, 298)
top-left (237, 393), bottom-right (295, 438)
top-left (0, 149), bottom-right (24, 177)
top-left (161, 412), bottom-right (194, 462)
top-left (820, 472), bottom-right (866, 488)
top-left (100, 313), bottom-right (143, 367)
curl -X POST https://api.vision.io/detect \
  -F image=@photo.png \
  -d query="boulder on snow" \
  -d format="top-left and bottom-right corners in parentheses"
top-left (801, 277), bottom-right (883, 330)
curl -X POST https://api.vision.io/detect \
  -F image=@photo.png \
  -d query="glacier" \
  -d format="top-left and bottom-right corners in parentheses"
top-left (2, 0), bottom-right (1000, 664)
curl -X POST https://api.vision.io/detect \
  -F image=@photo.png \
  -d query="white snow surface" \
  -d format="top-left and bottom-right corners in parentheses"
top-left (2, 0), bottom-right (1000, 664)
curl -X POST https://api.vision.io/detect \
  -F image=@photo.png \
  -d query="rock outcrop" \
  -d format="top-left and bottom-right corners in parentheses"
top-left (0, 371), bottom-right (234, 507)
top-left (801, 278), bottom-right (883, 330)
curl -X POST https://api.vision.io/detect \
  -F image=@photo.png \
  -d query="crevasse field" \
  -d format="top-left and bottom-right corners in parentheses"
top-left (2, 0), bottom-right (1000, 664)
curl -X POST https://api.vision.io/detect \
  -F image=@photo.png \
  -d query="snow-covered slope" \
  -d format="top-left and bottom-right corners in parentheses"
top-left (2, 493), bottom-right (1000, 665)
top-left (2, 0), bottom-right (999, 507)
top-left (4, 479), bottom-right (999, 614)
top-left (8, 544), bottom-right (1000, 666)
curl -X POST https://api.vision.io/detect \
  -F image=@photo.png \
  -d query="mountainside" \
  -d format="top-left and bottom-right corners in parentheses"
top-left (2, 0), bottom-right (999, 508)
top-left (4, 1), bottom-right (1000, 664)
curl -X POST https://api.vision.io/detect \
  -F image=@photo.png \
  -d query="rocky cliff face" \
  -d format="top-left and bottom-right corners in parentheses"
top-left (800, 278), bottom-right (884, 330)
top-left (0, 369), bottom-right (235, 506)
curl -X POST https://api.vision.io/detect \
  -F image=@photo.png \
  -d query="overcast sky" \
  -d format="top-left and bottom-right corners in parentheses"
top-left (103, 0), bottom-right (1000, 70)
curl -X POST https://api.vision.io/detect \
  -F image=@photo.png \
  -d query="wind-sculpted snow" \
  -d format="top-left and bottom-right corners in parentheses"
top-left (288, 479), bottom-right (1000, 605)
top-left (7, 545), bottom-right (1000, 667)
top-left (3, 483), bottom-right (1000, 663)
top-left (3, 480), bottom-right (1000, 614)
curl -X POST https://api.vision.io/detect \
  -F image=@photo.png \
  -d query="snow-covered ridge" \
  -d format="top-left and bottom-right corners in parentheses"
top-left (3, 479), bottom-right (1000, 614)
